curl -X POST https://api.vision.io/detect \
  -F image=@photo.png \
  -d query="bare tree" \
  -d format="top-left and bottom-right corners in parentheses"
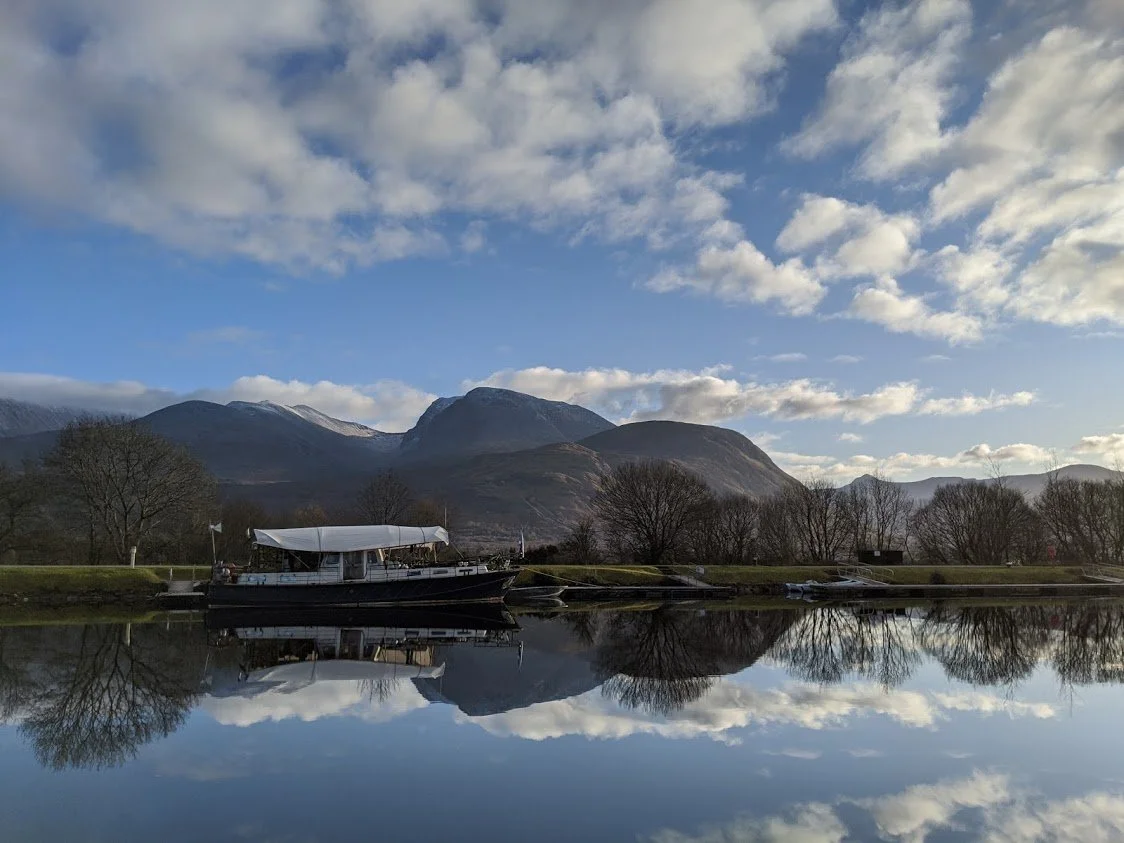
top-left (592, 460), bottom-right (711, 566)
top-left (844, 472), bottom-right (913, 555)
top-left (0, 462), bottom-right (47, 558)
top-left (1036, 475), bottom-right (1124, 565)
top-left (560, 517), bottom-right (601, 564)
top-left (687, 494), bottom-right (759, 564)
top-left (45, 419), bottom-right (216, 564)
top-left (912, 481), bottom-right (1040, 565)
top-left (787, 478), bottom-right (851, 563)
top-left (757, 492), bottom-right (798, 563)
top-left (356, 470), bottom-right (414, 524)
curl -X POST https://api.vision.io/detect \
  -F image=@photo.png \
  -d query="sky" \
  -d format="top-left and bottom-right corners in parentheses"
top-left (1, 0), bottom-right (1123, 481)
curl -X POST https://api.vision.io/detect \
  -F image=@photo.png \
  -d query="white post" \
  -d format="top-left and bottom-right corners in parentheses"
top-left (211, 528), bottom-right (217, 568)
top-left (129, 546), bottom-right (137, 568)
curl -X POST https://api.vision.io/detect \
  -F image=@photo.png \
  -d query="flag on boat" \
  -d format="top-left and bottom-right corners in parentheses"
top-left (209, 522), bottom-right (223, 533)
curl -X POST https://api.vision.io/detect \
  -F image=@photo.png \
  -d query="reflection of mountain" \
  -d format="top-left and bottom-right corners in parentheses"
top-left (417, 608), bottom-right (799, 718)
top-left (415, 616), bottom-right (602, 716)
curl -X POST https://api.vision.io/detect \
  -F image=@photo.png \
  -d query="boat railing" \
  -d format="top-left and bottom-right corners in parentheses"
top-left (837, 564), bottom-right (895, 585)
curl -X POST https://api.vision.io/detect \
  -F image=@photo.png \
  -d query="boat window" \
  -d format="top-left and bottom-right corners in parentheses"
top-left (321, 553), bottom-right (341, 568)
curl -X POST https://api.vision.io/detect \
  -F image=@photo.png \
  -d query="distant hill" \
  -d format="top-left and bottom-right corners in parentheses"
top-left (139, 400), bottom-right (388, 483)
top-left (846, 464), bottom-right (1122, 502)
top-left (0, 397), bottom-right (117, 437)
top-left (0, 388), bottom-right (790, 542)
top-left (399, 387), bottom-right (615, 462)
top-left (403, 421), bottom-right (795, 543)
top-left (578, 421), bottom-right (793, 497)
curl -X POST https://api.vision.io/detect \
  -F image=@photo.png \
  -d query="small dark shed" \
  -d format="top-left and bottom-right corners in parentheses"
top-left (858, 549), bottom-right (905, 565)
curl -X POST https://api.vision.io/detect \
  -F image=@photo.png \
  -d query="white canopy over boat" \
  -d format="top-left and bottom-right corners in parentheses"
top-left (252, 525), bottom-right (450, 554)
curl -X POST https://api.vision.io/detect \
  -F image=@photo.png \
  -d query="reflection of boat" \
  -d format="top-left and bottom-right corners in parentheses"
top-left (209, 525), bottom-right (518, 608)
top-left (206, 602), bottom-right (519, 634)
top-left (785, 578), bottom-right (868, 595)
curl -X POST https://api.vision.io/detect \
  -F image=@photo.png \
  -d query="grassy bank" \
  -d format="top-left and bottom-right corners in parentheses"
top-left (0, 566), bottom-right (166, 604)
top-left (519, 564), bottom-right (1091, 588)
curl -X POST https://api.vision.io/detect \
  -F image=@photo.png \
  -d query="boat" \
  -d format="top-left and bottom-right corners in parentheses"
top-left (785, 578), bottom-right (868, 595)
top-left (208, 525), bottom-right (518, 608)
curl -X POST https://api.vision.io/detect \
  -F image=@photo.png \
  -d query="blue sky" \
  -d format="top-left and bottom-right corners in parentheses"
top-left (2, 0), bottom-right (1123, 480)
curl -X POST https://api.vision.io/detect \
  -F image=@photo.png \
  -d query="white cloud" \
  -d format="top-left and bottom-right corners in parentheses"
top-left (762, 748), bottom-right (822, 759)
top-left (459, 220), bottom-right (487, 254)
top-left (0, 372), bottom-right (435, 432)
top-left (848, 278), bottom-right (986, 344)
top-left (777, 195), bottom-right (921, 278)
top-left (0, 0), bottom-right (836, 270)
top-left (917, 391), bottom-right (1036, 416)
top-left (860, 771), bottom-right (1011, 843)
top-left (649, 803), bottom-right (846, 843)
top-left (201, 668), bottom-right (433, 727)
top-left (1, 365), bottom-right (1040, 434)
top-left (648, 240), bottom-right (826, 316)
top-left (471, 366), bottom-right (1021, 425)
top-left (785, 0), bottom-right (972, 178)
top-left (646, 775), bottom-right (1124, 843)
top-left (463, 678), bottom-right (1054, 743)
top-left (838, 433), bottom-right (863, 443)
top-left (935, 245), bottom-right (1013, 312)
top-left (829, 355), bottom-right (862, 364)
top-left (929, 26), bottom-right (1124, 328)
top-left (760, 353), bottom-right (808, 363)
top-left (775, 439), bottom-right (1060, 482)
top-left (1073, 433), bottom-right (1124, 460)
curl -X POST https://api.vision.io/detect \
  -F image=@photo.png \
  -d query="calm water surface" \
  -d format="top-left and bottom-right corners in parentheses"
top-left (3, 602), bottom-right (1124, 842)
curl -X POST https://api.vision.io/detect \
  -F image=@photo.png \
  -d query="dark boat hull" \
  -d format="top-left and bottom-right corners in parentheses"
top-left (208, 569), bottom-right (517, 608)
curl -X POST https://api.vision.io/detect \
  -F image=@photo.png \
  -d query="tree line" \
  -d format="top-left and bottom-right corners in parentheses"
top-left (3, 417), bottom-right (1123, 567)
top-left (559, 459), bottom-right (1124, 567)
top-left (0, 419), bottom-right (460, 566)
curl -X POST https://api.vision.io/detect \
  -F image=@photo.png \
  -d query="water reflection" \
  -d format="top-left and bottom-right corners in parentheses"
top-left (0, 622), bottom-right (206, 769)
top-left (4, 601), bottom-right (1124, 770)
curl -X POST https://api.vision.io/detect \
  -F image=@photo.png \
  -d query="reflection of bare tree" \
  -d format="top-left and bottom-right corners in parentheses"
top-left (561, 611), bottom-right (602, 648)
top-left (766, 603), bottom-right (1124, 691)
top-left (595, 610), bottom-right (714, 715)
top-left (592, 608), bottom-right (798, 715)
top-left (0, 629), bottom-right (38, 722)
top-left (18, 623), bottom-right (207, 770)
top-left (771, 608), bottom-right (921, 688)
top-left (360, 677), bottom-right (403, 704)
top-left (1049, 605), bottom-right (1124, 685)
top-left (916, 606), bottom-right (1050, 687)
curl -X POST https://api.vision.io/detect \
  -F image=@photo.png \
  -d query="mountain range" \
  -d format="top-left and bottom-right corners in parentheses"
top-left (0, 388), bottom-right (792, 542)
top-left (2, 389), bottom-right (1116, 544)
top-left (845, 464), bottom-right (1121, 502)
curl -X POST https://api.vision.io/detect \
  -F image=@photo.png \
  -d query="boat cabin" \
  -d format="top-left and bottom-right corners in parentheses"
top-left (230, 525), bottom-right (460, 586)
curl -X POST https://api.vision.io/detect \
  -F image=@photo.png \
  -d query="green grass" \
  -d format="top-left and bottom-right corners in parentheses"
top-left (0, 605), bottom-right (170, 627)
top-left (0, 566), bottom-right (165, 596)
top-left (136, 565), bottom-right (209, 581)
